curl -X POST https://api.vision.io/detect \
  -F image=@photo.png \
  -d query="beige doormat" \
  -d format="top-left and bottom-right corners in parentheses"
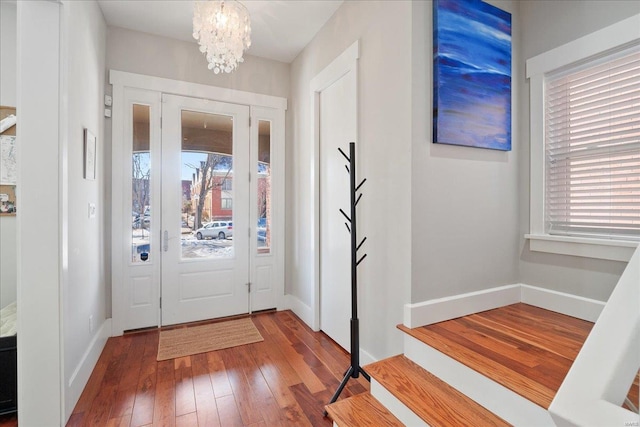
top-left (157, 317), bottom-right (263, 361)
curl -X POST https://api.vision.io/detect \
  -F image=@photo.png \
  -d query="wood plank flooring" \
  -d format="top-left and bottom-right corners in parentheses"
top-left (0, 413), bottom-right (16, 427)
top-left (65, 310), bottom-right (368, 427)
top-left (398, 303), bottom-right (594, 409)
top-left (624, 371), bottom-right (639, 412)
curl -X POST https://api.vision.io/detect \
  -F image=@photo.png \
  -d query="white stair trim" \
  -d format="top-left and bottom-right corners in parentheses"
top-left (550, 246), bottom-right (640, 426)
top-left (403, 333), bottom-right (554, 427)
top-left (370, 378), bottom-right (427, 426)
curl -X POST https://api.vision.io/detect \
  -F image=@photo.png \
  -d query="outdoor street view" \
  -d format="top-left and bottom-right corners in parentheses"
top-left (131, 106), bottom-right (272, 262)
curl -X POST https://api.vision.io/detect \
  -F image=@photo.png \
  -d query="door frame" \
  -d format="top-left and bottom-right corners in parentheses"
top-left (110, 70), bottom-right (287, 335)
top-left (310, 41), bottom-right (360, 331)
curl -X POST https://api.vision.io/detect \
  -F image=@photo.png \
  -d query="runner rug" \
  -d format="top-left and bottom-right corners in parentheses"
top-left (157, 317), bottom-right (263, 361)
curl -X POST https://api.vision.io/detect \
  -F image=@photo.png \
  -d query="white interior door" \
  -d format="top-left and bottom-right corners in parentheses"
top-left (161, 94), bottom-right (250, 326)
top-left (319, 68), bottom-right (357, 351)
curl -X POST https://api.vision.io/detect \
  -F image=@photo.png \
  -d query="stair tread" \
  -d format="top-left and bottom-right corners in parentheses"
top-left (366, 355), bottom-right (510, 426)
top-left (325, 392), bottom-right (404, 427)
top-left (398, 303), bottom-right (593, 408)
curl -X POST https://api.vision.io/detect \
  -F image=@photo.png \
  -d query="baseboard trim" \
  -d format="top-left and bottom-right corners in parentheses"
top-left (404, 284), bottom-right (606, 328)
top-left (65, 318), bottom-right (112, 420)
top-left (360, 348), bottom-right (377, 366)
top-left (283, 294), bottom-right (378, 367)
top-left (282, 294), bottom-right (315, 330)
top-left (403, 285), bottom-right (520, 328)
top-left (520, 284), bottom-right (605, 322)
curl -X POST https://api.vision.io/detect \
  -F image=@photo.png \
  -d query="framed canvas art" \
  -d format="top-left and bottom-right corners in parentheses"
top-left (433, 0), bottom-right (512, 151)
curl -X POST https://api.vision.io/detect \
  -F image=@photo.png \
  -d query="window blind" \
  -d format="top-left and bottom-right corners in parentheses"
top-left (545, 45), bottom-right (640, 241)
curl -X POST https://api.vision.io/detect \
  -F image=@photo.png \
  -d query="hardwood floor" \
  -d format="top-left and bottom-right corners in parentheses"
top-left (65, 310), bottom-right (368, 426)
top-left (0, 413), bottom-right (17, 427)
top-left (2, 305), bottom-right (636, 426)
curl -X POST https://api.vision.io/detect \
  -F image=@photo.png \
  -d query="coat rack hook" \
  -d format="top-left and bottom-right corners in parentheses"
top-left (356, 253), bottom-right (368, 266)
top-left (338, 147), bottom-right (350, 162)
top-left (356, 237), bottom-right (367, 252)
top-left (339, 209), bottom-right (351, 223)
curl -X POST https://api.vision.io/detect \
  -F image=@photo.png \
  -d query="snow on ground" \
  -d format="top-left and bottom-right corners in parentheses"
top-left (181, 235), bottom-right (234, 258)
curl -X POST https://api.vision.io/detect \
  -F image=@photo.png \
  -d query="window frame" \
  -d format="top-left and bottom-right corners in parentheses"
top-left (221, 197), bottom-right (232, 210)
top-left (525, 14), bottom-right (639, 262)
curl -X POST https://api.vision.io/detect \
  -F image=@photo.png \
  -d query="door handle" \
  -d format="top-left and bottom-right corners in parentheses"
top-left (163, 230), bottom-right (169, 252)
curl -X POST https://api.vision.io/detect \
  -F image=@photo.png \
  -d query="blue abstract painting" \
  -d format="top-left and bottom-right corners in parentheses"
top-left (433, 0), bottom-right (512, 151)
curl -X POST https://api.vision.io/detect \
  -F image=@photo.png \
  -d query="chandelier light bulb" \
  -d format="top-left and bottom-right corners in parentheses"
top-left (193, 0), bottom-right (251, 74)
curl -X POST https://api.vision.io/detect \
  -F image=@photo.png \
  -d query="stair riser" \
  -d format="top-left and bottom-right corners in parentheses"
top-left (403, 334), bottom-right (554, 426)
top-left (370, 378), bottom-right (428, 426)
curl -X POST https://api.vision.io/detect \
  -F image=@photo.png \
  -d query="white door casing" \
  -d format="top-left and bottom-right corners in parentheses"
top-left (110, 71), bottom-right (286, 335)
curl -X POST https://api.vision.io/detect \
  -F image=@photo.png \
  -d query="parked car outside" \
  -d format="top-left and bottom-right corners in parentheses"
top-left (195, 221), bottom-right (233, 240)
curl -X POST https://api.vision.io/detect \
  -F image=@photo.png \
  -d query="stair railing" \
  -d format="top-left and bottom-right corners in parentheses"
top-left (549, 245), bottom-right (639, 426)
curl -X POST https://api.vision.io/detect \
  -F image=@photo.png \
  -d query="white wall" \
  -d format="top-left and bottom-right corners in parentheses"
top-left (107, 26), bottom-right (290, 99)
top-left (410, 0), bottom-right (520, 303)
top-left (0, 1), bottom-right (17, 106)
top-left (0, 1), bottom-right (17, 310)
top-left (61, 0), bottom-right (108, 419)
top-left (517, 1), bottom-right (640, 301)
top-left (289, 1), bottom-right (412, 360)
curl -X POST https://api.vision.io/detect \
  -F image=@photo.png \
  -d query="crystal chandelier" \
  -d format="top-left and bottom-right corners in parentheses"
top-left (193, 0), bottom-right (252, 74)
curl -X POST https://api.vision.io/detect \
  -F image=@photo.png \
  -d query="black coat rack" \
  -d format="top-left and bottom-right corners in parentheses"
top-left (324, 142), bottom-right (370, 415)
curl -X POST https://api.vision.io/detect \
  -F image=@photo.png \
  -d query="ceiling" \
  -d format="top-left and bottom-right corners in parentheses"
top-left (97, 0), bottom-right (343, 63)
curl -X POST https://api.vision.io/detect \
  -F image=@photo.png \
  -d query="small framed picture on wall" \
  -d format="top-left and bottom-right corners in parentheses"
top-left (84, 128), bottom-right (97, 180)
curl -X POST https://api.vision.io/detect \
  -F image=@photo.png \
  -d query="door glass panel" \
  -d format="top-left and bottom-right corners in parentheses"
top-left (257, 120), bottom-right (271, 254)
top-left (131, 104), bottom-right (151, 263)
top-left (181, 110), bottom-right (234, 259)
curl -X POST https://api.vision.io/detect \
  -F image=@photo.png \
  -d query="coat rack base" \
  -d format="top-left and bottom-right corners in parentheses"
top-left (323, 317), bottom-right (371, 417)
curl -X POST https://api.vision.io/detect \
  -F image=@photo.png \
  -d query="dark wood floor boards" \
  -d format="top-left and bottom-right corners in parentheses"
top-left (62, 310), bottom-right (364, 426)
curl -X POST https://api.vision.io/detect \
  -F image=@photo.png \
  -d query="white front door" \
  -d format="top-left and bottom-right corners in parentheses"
top-left (160, 94), bottom-right (250, 326)
top-left (112, 79), bottom-right (285, 335)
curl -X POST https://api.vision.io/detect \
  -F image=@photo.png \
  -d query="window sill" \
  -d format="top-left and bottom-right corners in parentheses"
top-left (525, 234), bottom-right (638, 262)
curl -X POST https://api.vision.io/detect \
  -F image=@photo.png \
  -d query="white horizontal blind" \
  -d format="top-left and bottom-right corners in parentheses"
top-left (545, 45), bottom-right (640, 241)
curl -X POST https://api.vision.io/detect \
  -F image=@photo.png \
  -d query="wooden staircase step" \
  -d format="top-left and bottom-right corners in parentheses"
top-left (366, 355), bottom-right (510, 427)
top-left (398, 303), bottom-right (593, 409)
top-left (325, 392), bottom-right (404, 427)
